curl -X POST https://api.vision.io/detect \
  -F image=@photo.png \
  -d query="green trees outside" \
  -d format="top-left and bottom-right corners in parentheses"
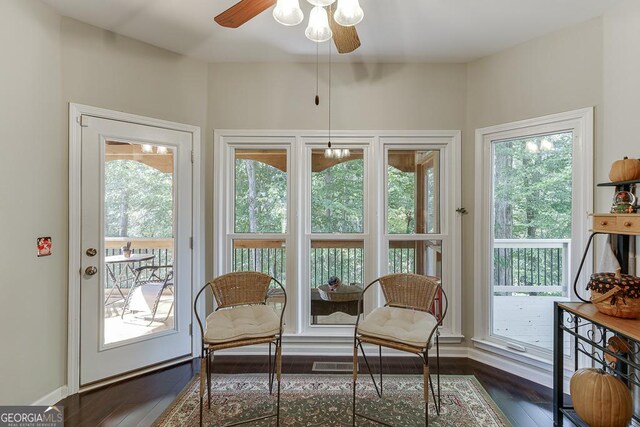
top-left (235, 159), bottom-right (287, 233)
top-left (492, 132), bottom-right (573, 292)
top-left (493, 133), bottom-right (573, 240)
top-left (105, 160), bottom-right (173, 238)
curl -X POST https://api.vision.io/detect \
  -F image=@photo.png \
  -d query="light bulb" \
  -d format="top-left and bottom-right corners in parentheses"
top-left (305, 6), bottom-right (332, 43)
top-left (157, 146), bottom-right (168, 155)
top-left (141, 144), bottom-right (154, 153)
top-left (273, 0), bottom-right (304, 26)
top-left (334, 0), bottom-right (363, 26)
top-left (540, 139), bottom-right (554, 151)
top-left (307, 0), bottom-right (336, 6)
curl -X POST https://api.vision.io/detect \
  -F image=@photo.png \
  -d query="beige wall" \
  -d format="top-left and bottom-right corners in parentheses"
top-left (0, 0), bottom-right (64, 404)
top-left (602, 0), bottom-right (640, 212)
top-left (464, 18), bottom-right (604, 339)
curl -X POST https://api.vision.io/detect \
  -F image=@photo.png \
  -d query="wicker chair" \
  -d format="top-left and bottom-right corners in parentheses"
top-left (352, 273), bottom-right (448, 426)
top-left (194, 272), bottom-right (287, 426)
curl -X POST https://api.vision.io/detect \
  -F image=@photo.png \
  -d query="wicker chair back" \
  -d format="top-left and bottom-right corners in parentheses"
top-left (378, 273), bottom-right (439, 313)
top-left (209, 271), bottom-right (272, 309)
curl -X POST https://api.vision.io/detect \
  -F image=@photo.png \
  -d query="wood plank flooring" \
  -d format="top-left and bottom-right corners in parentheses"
top-left (57, 356), bottom-right (569, 426)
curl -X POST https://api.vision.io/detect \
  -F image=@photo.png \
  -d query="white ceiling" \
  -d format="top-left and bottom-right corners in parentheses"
top-left (41, 0), bottom-right (620, 63)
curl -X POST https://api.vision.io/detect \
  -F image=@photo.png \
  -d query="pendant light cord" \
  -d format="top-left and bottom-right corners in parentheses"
top-left (328, 17), bottom-right (332, 149)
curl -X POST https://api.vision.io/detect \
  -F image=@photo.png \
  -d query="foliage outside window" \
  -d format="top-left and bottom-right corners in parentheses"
top-left (311, 149), bottom-right (364, 233)
top-left (234, 150), bottom-right (287, 233)
top-left (105, 159), bottom-right (174, 238)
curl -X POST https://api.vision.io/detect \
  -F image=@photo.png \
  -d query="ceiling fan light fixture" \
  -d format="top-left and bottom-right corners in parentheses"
top-left (334, 0), bottom-right (363, 26)
top-left (307, 0), bottom-right (336, 6)
top-left (305, 6), bottom-right (332, 43)
top-left (273, 0), bottom-right (304, 26)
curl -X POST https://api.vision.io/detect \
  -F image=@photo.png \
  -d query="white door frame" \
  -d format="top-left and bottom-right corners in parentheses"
top-left (68, 103), bottom-right (203, 394)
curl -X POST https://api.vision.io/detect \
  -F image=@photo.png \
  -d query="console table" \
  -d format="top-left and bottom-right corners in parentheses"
top-left (554, 210), bottom-right (640, 425)
top-left (554, 302), bottom-right (640, 425)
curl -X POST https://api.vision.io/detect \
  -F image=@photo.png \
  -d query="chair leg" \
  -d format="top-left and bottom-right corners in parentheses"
top-left (436, 334), bottom-right (441, 414)
top-left (199, 356), bottom-right (206, 426)
top-left (378, 345), bottom-right (383, 397)
top-left (207, 351), bottom-right (213, 409)
top-left (268, 342), bottom-right (274, 395)
top-left (276, 339), bottom-right (282, 425)
top-left (352, 342), bottom-right (358, 427)
top-left (424, 362), bottom-right (429, 427)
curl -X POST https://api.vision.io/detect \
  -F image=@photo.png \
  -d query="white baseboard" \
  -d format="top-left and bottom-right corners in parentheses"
top-left (32, 386), bottom-right (68, 406)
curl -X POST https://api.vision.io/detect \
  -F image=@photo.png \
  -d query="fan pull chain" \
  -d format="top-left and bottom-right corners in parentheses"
top-left (315, 41), bottom-right (320, 106)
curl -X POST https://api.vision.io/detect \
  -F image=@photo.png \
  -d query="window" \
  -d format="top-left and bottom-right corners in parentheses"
top-left (216, 131), bottom-right (461, 339)
top-left (474, 109), bottom-right (593, 361)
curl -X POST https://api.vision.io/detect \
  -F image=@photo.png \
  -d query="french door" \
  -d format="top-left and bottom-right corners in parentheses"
top-left (79, 116), bottom-right (193, 385)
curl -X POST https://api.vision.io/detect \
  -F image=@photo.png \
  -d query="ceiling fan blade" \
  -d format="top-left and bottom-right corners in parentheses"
top-left (328, 7), bottom-right (361, 54)
top-left (214, 0), bottom-right (276, 28)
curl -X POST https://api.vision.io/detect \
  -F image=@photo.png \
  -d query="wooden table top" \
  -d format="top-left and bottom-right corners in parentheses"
top-left (559, 302), bottom-right (640, 342)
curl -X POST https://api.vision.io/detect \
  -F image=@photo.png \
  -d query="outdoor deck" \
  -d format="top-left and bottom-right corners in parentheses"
top-left (493, 295), bottom-right (570, 350)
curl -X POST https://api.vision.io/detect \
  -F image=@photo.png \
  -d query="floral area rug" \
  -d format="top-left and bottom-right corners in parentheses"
top-left (154, 374), bottom-right (511, 426)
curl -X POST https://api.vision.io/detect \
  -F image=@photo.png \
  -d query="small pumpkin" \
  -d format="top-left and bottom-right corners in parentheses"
top-left (609, 156), bottom-right (640, 182)
top-left (570, 368), bottom-right (632, 427)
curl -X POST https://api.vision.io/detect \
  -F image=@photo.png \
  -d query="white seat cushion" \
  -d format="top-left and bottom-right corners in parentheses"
top-left (204, 305), bottom-right (280, 344)
top-left (357, 307), bottom-right (438, 348)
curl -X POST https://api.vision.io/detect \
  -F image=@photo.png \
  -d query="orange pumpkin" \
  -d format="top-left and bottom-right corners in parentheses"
top-left (609, 157), bottom-right (640, 182)
top-left (570, 368), bottom-right (632, 427)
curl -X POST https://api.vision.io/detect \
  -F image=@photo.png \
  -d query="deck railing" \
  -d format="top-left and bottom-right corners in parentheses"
top-left (493, 238), bottom-right (570, 296)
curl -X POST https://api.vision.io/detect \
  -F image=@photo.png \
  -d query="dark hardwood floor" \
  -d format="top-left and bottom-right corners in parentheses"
top-left (58, 356), bottom-right (569, 426)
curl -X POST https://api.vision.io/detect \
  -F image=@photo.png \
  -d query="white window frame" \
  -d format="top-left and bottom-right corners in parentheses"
top-left (473, 108), bottom-right (594, 367)
top-left (214, 130), bottom-right (463, 349)
top-left (379, 136), bottom-right (462, 338)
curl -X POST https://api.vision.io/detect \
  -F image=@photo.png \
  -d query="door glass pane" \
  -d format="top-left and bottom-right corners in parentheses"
top-left (387, 150), bottom-right (440, 234)
top-left (310, 240), bottom-right (363, 325)
top-left (491, 132), bottom-right (573, 350)
top-left (311, 149), bottom-right (364, 233)
top-left (235, 149), bottom-right (287, 233)
top-left (103, 141), bottom-right (175, 345)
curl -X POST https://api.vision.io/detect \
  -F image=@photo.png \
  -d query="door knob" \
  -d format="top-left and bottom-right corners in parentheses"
top-left (86, 248), bottom-right (97, 257)
top-left (85, 266), bottom-right (98, 276)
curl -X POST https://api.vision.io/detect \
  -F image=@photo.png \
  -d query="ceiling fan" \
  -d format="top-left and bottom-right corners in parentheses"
top-left (213, 0), bottom-right (362, 54)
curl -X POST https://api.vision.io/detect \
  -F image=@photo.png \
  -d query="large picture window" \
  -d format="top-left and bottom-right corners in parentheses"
top-left (474, 108), bottom-right (593, 362)
top-left (215, 131), bottom-right (461, 339)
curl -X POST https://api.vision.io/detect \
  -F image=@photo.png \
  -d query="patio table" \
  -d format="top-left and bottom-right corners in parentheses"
top-left (105, 253), bottom-right (155, 304)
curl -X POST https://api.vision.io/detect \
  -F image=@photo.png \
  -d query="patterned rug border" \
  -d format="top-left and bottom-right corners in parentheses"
top-left (154, 374), bottom-right (512, 426)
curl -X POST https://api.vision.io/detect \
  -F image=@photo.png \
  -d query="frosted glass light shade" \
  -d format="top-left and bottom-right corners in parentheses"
top-left (334, 0), bottom-right (363, 26)
top-left (307, 0), bottom-right (336, 6)
top-left (273, 0), bottom-right (304, 26)
top-left (305, 6), bottom-right (332, 42)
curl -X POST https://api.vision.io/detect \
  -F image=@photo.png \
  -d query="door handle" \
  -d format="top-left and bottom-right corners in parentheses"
top-left (86, 248), bottom-right (97, 257)
top-left (85, 266), bottom-right (98, 276)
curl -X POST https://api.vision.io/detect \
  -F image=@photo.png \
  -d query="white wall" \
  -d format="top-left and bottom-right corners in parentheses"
top-left (0, 0), bottom-right (64, 404)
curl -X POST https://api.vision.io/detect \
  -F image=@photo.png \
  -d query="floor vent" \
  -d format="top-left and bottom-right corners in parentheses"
top-left (312, 362), bottom-right (355, 372)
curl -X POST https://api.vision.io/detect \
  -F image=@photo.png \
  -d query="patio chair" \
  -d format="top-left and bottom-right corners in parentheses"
top-left (121, 265), bottom-right (173, 324)
top-left (193, 272), bottom-right (287, 427)
top-left (352, 273), bottom-right (448, 426)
